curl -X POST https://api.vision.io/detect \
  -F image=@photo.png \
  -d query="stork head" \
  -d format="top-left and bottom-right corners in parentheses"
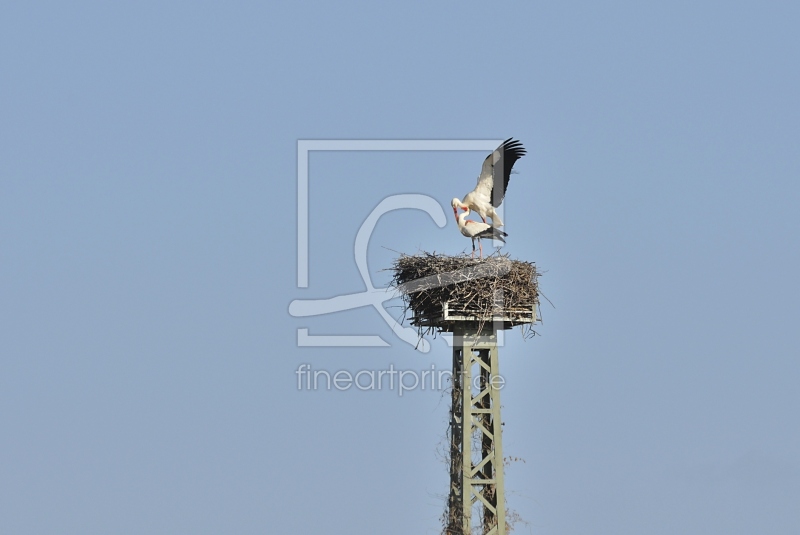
top-left (450, 198), bottom-right (460, 221)
top-left (451, 198), bottom-right (467, 221)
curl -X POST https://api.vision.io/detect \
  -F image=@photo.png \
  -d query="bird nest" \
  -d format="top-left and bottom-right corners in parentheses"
top-left (390, 252), bottom-right (541, 338)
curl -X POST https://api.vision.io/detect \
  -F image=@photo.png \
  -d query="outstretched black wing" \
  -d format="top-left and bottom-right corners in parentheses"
top-left (478, 138), bottom-right (526, 207)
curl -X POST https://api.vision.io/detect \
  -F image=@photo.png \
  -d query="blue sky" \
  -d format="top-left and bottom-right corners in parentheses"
top-left (2, 1), bottom-right (799, 533)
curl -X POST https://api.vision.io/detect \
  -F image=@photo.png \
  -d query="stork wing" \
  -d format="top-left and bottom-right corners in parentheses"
top-left (475, 227), bottom-right (508, 243)
top-left (476, 138), bottom-right (526, 207)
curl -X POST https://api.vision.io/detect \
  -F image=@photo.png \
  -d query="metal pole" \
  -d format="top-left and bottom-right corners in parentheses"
top-left (447, 326), bottom-right (506, 535)
top-left (447, 330), bottom-right (467, 534)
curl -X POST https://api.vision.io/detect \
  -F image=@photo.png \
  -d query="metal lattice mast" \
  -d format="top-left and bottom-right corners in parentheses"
top-left (446, 327), bottom-right (506, 535)
top-left (394, 255), bottom-right (539, 535)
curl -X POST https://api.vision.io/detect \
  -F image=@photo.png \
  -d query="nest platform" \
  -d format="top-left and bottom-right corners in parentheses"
top-left (390, 253), bottom-right (540, 336)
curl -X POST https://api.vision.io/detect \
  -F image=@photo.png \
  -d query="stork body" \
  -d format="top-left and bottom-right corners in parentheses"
top-left (452, 203), bottom-right (508, 259)
top-left (453, 138), bottom-right (526, 227)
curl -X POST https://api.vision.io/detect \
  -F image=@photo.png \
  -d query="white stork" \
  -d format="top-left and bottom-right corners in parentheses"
top-left (452, 202), bottom-right (508, 259)
top-left (452, 138), bottom-right (526, 228)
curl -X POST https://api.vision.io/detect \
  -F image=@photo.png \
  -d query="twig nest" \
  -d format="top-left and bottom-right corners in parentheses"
top-left (390, 252), bottom-right (540, 337)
